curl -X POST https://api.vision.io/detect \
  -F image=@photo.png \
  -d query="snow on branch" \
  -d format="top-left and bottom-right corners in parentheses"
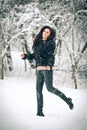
top-left (76, 9), bottom-right (87, 15)
top-left (1, 27), bottom-right (30, 58)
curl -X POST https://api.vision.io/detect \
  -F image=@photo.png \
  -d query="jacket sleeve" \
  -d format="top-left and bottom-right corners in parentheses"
top-left (47, 43), bottom-right (55, 67)
top-left (27, 53), bottom-right (35, 60)
top-left (22, 53), bottom-right (35, 60)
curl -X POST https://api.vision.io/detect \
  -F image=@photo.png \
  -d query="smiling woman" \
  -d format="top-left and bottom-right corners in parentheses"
top-left (42, 28), bottom-right (51, 40)
top-left (20, 25), bottom-right (74, 117)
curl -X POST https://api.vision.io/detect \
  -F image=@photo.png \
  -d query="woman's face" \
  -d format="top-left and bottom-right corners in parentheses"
top-left (42, 28), bottom-right (51, 40)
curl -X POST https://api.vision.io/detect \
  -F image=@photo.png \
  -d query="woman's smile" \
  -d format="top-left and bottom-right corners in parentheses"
top-left (42, 28), bottom-right (51, 40)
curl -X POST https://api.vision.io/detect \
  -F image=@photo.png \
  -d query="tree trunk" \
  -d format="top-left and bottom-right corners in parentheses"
top-left (1, 57), bottom-right (4, 79)
top-left (0, 57), bottom-right (2, 79)
top-left (71, 0), bottom-right (78, 89)
top-left (22, 46), bottom-right (27, 72)
top-left (72, 65), bottom-right (77, 89)
top-left (71, 26), bottom-right (78, 89)
top-left (0, 22), bottom-right (4, 79)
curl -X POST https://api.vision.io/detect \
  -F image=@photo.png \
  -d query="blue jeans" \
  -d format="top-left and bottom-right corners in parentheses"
top-left (36, 70), bottom-right (68, 113)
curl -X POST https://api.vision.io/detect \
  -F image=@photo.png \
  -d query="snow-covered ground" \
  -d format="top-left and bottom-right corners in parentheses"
top-left (0, 52), bottom-right (87, 130)
top-left (0, 77), bottom-right (87, 130)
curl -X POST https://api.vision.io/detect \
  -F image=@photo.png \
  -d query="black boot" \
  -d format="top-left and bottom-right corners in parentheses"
top-left (37, 92), bottom-right (45, 117)
top-left (67, 98), bottom-right (74, 110)
top-left (37, 112), bottom-right (45, 117)
top-left (54, 89), bottom-right (74, 110)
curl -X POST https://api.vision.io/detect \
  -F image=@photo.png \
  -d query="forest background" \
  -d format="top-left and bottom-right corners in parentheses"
top-left (0, 0), bottom-right (87, 89)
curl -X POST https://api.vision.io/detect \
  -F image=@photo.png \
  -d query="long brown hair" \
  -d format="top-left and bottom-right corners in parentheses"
top-left (32, 25), bottom-right (56, 49)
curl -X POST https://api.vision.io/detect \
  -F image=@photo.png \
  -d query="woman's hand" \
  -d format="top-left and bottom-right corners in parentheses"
top-left (37, 66), bottom-right (46, 70)
top-left (20, 54), bottom-right (25, 59)
top-left (45, 66), bottom-right (51, 70)
top-left (37, 66), bottom-right (51, 70)
top-left (20, 53), bottom-right (27, 60)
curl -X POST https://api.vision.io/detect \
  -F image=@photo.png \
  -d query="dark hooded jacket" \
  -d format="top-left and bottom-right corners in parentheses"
top-left (34, 39), bottom-right (55, 67)
top-left (25, 39), bottom-right (56, 68)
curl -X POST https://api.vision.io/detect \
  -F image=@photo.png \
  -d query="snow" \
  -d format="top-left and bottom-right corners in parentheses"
top-left (0, 52), bottom-right (87, 130)
top-left (0, 77), bottom-right (87, 130)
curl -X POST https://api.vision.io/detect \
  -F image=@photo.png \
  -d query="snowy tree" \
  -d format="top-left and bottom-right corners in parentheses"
top-left (0, 0), bottom-right (87, 89)
top-left (0, 0), bottom-right (14, 79)
top-left (36, 0), bottom-right (87, 89)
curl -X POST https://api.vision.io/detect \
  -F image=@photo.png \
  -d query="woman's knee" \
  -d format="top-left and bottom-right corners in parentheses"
top-left (46, 86), bottom-right (55, 93)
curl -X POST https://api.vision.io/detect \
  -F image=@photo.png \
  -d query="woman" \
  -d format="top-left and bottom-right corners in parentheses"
top-left (21, 25), bottom-right (74, 117)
